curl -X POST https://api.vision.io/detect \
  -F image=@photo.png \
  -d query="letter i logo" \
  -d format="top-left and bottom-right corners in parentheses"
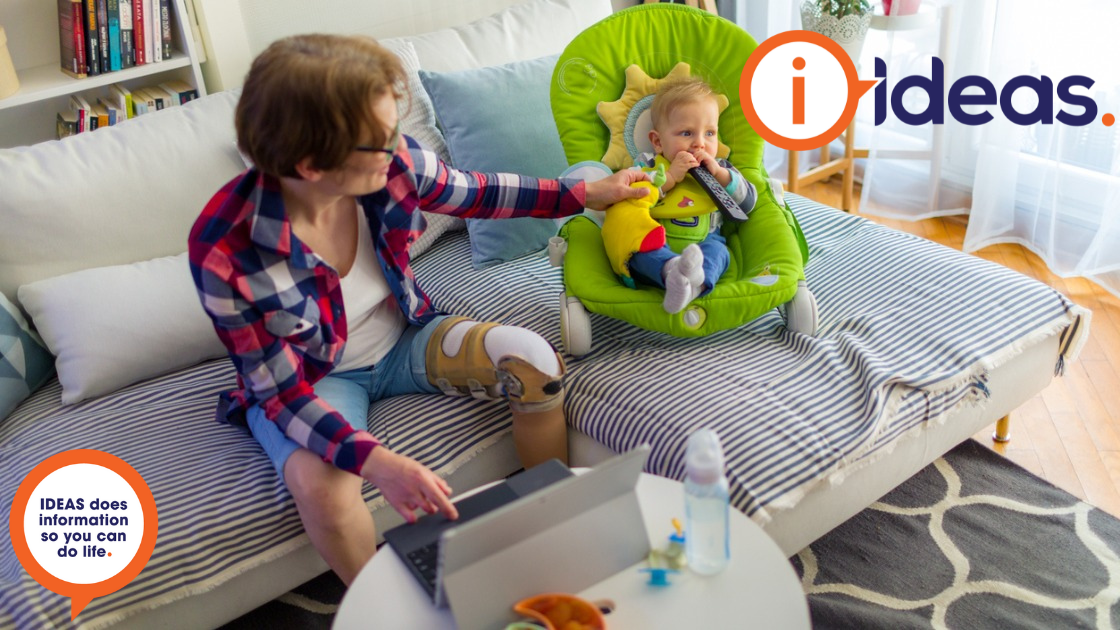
top-left (793, 57), bottom-right (806, 125)
top-left (741, 30), bottom-right (877, 150)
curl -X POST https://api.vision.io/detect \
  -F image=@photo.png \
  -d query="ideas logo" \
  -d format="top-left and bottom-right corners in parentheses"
top-left (740, 30), bottom-right (1115, 151)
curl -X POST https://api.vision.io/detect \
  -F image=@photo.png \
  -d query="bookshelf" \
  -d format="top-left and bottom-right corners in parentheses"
top-left (0, 0), bottom-right (205, 148)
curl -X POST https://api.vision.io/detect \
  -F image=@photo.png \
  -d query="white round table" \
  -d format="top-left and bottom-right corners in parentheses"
top-left (334, 473), bottom-right (810, 629)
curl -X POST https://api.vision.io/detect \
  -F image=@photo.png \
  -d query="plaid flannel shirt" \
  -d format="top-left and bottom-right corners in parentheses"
top-left (188, 135), bottom-right (586, 474)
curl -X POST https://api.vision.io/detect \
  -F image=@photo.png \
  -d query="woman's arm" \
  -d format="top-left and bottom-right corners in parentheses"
top-left (401, 136), bottom-right (647, 217)
top-left (402, 137), bottom-right (586, 219)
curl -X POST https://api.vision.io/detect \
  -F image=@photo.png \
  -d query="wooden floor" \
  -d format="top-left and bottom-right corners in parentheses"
top-left (796, 179), bottom-right (1120, 519)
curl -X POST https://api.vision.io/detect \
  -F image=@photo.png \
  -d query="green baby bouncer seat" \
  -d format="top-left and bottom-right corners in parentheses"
top-left (549, 3), bottom-right (818, 356)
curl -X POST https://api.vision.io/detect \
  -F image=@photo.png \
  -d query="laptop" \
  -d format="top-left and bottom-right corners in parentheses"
top-left (387, 445), bottom-right (652, 630)
top-left (383, 458), bottom-right (574, 600)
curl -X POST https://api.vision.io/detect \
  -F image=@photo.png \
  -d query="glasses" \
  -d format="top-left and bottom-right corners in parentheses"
top-left (354, 123), bottom-right (401, 155)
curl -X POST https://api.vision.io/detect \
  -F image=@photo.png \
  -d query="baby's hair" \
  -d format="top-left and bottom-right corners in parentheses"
top-left (649, 76), bottom-right (718, 129)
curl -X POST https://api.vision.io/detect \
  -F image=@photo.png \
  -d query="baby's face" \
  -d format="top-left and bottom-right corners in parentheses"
top-left (651, 98), bottom-right (721, 161)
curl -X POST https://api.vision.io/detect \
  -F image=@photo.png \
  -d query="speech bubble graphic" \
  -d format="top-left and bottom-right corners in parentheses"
top-left (9, 450), bottom-right (158, 620)
top-left (740, 30), bottom-right (878, 151)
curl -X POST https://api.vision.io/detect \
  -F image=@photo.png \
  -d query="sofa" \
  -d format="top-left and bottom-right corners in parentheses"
top-left (0, 0), bottom-right (1088, 628)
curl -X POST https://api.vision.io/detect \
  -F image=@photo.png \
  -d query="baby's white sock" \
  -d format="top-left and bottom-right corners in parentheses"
top-left (678, 244), bottom-right (705, 294)
top-left (662, 244), bottom-right (705, 314)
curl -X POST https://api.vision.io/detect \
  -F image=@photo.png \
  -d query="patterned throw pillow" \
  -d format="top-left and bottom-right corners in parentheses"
top-left (379, 38), bottom-right (466, 260)
top-left (418, 55), bottom-right (569, 269)
top-left (0, 292), bottom-right (54, 421)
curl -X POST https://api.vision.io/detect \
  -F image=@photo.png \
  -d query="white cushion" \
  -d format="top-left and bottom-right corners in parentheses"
top-left (382, 0), bottom-right (613, 73)
top-left (380, 39), bottom-right (451, 162)
top-left (17, 253), bottom-right (227, 405)
top-left (0, 90), bottom-right (245, 306)
top-left (378, 38), bottom-right (466, 259)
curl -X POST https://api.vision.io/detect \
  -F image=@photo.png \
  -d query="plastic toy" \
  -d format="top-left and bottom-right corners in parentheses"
top-left (641, 518), bottom-right (687, 586)
top-left (513, 593), bottom-right (607, 630)
top-left (664, 518), bottom-right (687, 569)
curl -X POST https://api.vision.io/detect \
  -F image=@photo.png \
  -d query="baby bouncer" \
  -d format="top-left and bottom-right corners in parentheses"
top-left (549, 3), bottom-right (818, 356)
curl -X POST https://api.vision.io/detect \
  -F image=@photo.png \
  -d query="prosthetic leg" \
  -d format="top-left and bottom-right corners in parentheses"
top-left (426, 317), bottom-right (568, 467)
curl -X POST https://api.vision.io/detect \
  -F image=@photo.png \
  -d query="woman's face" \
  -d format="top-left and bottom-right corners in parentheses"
top-left (329, 92), bottom-right (400, 196)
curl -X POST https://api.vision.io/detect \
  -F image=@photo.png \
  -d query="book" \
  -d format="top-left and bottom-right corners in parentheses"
top-left (95, 0), bottom-right (110, 73)
top-left (58, 0), bottom-right (87, 79)
top-left (159, 0), bottom-right (171, 60)
top-left (146, 0), bottom-right (159, 62)
top-left (106, 99), bottom-right (124, 123)
top-left (155, 85), bottom-right (179, 107)
top-left (81, 0), bottom-right (100, 75)
top-left (130, 89), bottom-right (150, 116)
top-left (106, 0), bottom-right (121, 72)
top-left (57, 110), bottom-right (81, 138)
top-left (109, 103), bottom-right (125, 124)
top-left (133, 86), bottom-right (161, 111)
top-left (160, 80), bottom-right (197, 105)
top-left (107, 83), bottom-right (134, 119)
top-left (72, 94), bottom-right (95, 130)
top-left (96, 98), bottom-right (123, 125)
top-left (68, 95), bottom-right (89, 132)
top-left (91, 102), bottom-right (111, 128)
top-left (131, 0), bottom-right (145, 65)
top-left (119, 0), bottom-right (134, 68)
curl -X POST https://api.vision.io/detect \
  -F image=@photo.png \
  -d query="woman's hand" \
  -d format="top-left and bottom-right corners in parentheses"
top-left (583, 169), bottom-right (651, 210)
top-left (360, 446), bottom-right (458, 524)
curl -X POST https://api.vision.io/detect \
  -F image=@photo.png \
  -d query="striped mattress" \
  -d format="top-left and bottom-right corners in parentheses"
top-left (0, 195), bottom-right (1086, 628)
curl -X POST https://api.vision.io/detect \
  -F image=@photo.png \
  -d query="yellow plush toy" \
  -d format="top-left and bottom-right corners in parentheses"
top-left (600, 164), bottom-right (667, 283)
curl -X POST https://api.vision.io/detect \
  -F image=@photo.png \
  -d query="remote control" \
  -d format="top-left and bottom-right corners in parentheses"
top-left (688, 165), bottom-right (749, 222)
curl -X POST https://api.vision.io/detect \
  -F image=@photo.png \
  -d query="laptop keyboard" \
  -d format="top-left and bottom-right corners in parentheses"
top-left (383, 460), bottom-right (573, 599)
top-left (406, 543), bottom-right (440, 589)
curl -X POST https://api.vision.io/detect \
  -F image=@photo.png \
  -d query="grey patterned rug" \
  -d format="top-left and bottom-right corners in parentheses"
top-left (222, 439), bottom-right (1120, 629)
top-left (793, 439), bottom-right (1120, 629)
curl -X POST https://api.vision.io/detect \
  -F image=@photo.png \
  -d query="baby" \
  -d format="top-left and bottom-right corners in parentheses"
top-left (603, 76), bottom-right (756, 313)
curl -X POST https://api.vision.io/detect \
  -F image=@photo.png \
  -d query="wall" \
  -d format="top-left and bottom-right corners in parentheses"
top-left (192, 0), bottom-right (639, 92)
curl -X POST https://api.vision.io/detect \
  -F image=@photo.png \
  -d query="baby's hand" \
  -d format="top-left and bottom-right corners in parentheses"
top-left (668, 151), bottom-right (699, 187)
top-left (694, 149), bottom-right (732, 187)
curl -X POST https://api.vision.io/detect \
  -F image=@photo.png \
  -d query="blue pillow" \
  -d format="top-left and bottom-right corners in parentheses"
top-left (1, 293), bottom-right (55, 422)
top-left (419, 55), bottom-right (569, 269)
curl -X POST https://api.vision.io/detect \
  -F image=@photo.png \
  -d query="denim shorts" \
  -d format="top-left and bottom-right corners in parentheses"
top-left (247, 315), bottom-right (447, 477)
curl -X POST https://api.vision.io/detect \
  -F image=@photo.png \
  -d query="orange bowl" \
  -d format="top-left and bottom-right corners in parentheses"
top-left (513, 593), bottom-right (606, 630)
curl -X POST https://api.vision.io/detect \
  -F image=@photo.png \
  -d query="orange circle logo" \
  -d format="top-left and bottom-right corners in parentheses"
top-left (740, 30), bottom-right (878, 151)
top-left (9, 450), bottom-right (158, 620)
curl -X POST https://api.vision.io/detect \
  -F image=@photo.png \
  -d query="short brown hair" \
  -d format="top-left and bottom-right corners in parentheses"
top-left (650, 76), bottom-right (718, 129)
top-left (235, 34), bottom-right (406, 178)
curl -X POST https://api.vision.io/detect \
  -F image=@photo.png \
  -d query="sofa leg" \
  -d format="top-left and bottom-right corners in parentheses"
top-left (992, 415), bottom-right (1011, 443)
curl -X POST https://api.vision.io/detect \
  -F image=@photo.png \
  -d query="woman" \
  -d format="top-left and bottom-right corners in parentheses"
top-left (187, 34), bottom-right (647, 584)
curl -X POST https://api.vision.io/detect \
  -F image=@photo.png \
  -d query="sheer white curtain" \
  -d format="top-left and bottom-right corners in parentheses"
top-left (854, 0), bottom-right (975, 220)
top-left (727, 0), bottom-right (1120, 297)
top-left (854, 0), bottom-right (1120, 296)
top-left (963, 0), bottom-right (1120, 299)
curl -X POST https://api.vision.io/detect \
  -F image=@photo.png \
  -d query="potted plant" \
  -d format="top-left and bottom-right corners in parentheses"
top-left (883, 0), bottom-right (922, 16)
top-left (800, 0), bottom-right (873, 62)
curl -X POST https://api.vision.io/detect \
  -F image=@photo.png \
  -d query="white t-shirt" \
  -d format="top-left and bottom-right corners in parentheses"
top-left (335, 208), bottom-right (407, 372)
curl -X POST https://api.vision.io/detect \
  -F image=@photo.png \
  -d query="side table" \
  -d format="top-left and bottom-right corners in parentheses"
top-left (786, 119), bottom-right (858, 211)
top-left (334, 473), bottom-right (810, 629)
top-left (786, 1), bottom-right (954, 213)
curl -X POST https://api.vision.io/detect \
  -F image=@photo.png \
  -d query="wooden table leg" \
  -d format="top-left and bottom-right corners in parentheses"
top-left (993, 415), bottom-right (1011, 443)
top-left (787, 150), bottom-right (800, 194)
top-left (842, 120), bottom-right (855, 212)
